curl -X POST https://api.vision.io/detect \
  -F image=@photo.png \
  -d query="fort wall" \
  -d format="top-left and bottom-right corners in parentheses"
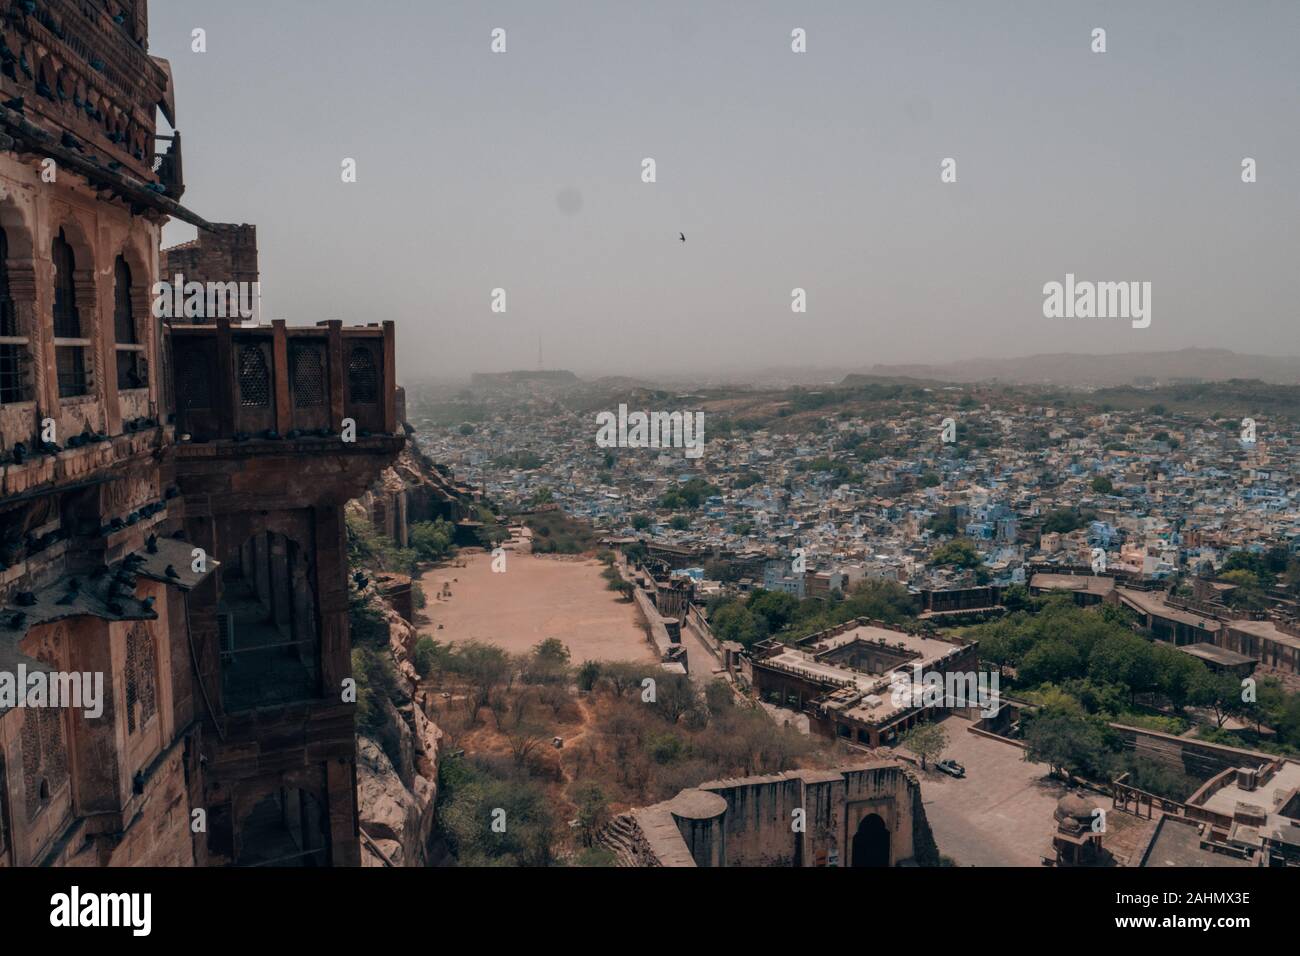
top-left (602, 762), bottom-right (936, 867)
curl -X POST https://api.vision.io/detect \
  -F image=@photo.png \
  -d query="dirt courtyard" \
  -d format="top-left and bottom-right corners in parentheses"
top-left (418, 550), bottom-right (657, 663)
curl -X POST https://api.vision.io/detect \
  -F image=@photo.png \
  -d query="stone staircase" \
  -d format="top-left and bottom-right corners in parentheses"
top-left (596, 813), bottom-right (649, 867)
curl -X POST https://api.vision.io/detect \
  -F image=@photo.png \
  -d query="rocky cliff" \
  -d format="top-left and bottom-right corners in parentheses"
top-left (353, 563), bottom-right (442, 867)
top-left (348, 439), bottom-right (460, 867)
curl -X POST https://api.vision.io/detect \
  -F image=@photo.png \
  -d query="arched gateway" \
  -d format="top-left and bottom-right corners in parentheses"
top-left (851, 813), bottom-right (891, 867)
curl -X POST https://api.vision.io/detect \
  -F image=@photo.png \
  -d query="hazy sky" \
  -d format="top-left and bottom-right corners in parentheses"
top-left (152, 1), bottom-right (1300, 381)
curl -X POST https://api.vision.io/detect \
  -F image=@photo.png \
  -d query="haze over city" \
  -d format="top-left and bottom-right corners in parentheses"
top-left (1, 0), bottom-right (1297, 930)
top-left (151, 0), bottom-right (1300, 380)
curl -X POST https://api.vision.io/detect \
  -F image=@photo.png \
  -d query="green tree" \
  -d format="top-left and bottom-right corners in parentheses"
top-left (410, 518), bottom-right (456, 561)
top-left (346, 511), bottom-right (418, 574)
top-left (1086, 634), bottom-right (1158, 704)
top-left (705, 679), bottom-right (734, 714)
top-left (658, 477), bottom-right (720, 510)
top-left (711, 603), bottom-right (763, 647)
top-left (1190, 669), bottom-right (1246, 728)
top-left (441, 771), bottom-right (558, 866)
top-left (748, 588), bottom-right (800, 634)
top-left (1040, 508), bottom-right (1095, 535)
top-left (599, 661), bottom-right (651, 697)
top-left (1152, 643), bottom-right (1204, 711)
top-left (413, 636), bottom-right (446, 678)
top-left (1023, 710), bottom-right (1107, 779)
top-left (1001, 583), bottom-right (1032, 613)
top-left (978, 629), bottom-right (1018, 678)
top-left (901, 722), bottom-right (948, 770)
top-left (533, 637), bottom-right (571, 666)
top-left (570, 782), bottom-right (610, 847)
top-left (1277, 694), bottom-right (1300, 749)
top-left (1222, 550), bottom-right (1281, 589)
top-left (525, 638), bottom-right (572, 685)
top-left (1019, 640), bottom-right (1081, 686)
top-left (449, 641), bottom-right (513, 722)
top-left (1244, 676), bottom-right (1287, 734)
top-left (576, 660), bottom-right (601, 692)
top-left (653, 673), bottom-right (703, 725)
top-left (929, 538), bottom-right (983, 569)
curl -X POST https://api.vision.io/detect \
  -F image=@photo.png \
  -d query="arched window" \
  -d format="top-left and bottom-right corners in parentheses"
top-left (113, 257), bottom-right (134, 343)
top-left (0, 228), bottom-right (30, 404)
top-left (291, 345), bottom-right (326, 407)
top-left (347, 346), bottom-right (377, 404)
top-left (114, 255), bottom-right (145, 389)
top-left (21, 706), bottom-right (68, 821)
top-left (237, 344), bottom-right (270, 407)
top-left (52, 228), bottom-right (87, 398)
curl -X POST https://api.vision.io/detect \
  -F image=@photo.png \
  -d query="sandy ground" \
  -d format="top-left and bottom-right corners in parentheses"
top-left (418, 550), bottom-right (657, 663)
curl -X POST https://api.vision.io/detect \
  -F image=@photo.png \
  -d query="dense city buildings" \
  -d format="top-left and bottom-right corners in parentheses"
top-left (395, 372), bottom-right (1300, 873)
top-left (0, 9), bottom-right (1293, 936)
top-left (411, 377), bottom-right (1300, 693)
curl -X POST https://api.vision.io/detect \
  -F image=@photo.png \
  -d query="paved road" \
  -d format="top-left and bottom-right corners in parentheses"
top-left (680, 620), bottom-right (725, 685)
top-left (902, 716), bottom-right (1066, 866)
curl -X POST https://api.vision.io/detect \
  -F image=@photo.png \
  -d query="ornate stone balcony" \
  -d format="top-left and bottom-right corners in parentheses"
top-left (170, 319), bottom-right (399, 446)
top-left (0, 0), bottom-right (170, 185)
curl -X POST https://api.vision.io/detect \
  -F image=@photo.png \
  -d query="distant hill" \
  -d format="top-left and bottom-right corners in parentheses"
top-left (1081, 380), bottom-right (1300, 421)
top-left (470, 370), bottom-right (579, 385)
top-left (854, 348), bottom-right (1300, 388)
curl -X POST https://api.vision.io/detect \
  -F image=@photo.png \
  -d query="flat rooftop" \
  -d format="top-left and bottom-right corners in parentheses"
top-left (762, 624), bottom-right (970, 725)
top-left (1178, 643), bottom-right (1256, 667)
top-left (1140, 816), bottom-right (1254, 868)
top-left (1118, 588), bottom-right (1217, 629)
top-left (1223, 617), bottom-right (1300, 652)
top-left (815, 623), bottom-right (958, 661)
top-left (1030, 573), bottom-right (1115, 596)
top-left (1195, 761), bottom-right (1300, 819)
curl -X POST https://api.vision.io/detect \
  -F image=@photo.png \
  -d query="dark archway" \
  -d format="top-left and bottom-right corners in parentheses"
top-left (851, 813), bottom-right (890, 867)
top-left (235, 788), bottom-right (328, 867)
top-left (218, 530), bottom-right (320, 712)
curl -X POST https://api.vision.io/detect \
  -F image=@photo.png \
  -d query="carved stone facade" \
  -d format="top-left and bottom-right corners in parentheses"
top-left (0, 1), bottom-right (402, 868)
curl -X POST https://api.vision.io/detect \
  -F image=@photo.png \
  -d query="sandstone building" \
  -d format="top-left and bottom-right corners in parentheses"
top-left (0, 1), bottom-right (401, 866)
top-left (750, 619), bottom-right (982, 748)
top-left (160, 223), bottom-right (259, 322)
top-left (599, 762), bottom-right (939, 867)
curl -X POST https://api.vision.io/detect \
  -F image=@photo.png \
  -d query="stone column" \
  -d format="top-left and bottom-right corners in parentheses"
top-left (73, 266), bottom-right (108, 434)
top-left (6, 256), bottom-right (41, 438)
